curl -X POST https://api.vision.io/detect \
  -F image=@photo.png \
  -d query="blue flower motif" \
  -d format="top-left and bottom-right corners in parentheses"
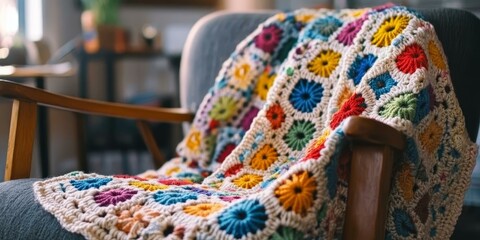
top-left (302, 16), bottom-right (342, 41)
top-left (405, 138), bottom-right (419, 165)
top-left (153, 190), bottom-right (197, 205)
top-left (289, 78), bottom-right (323, 113)
top-left (413, 87), bottom-right (430, 124)
top-left (70, 178), bottom-right (112, 191)
top-left (176, 172), bottom-right (204, 183)
top-left (182, 186), bottom-right (212, 196)
top-left (393, 208), bottom-right (417, 237)
top-left (368, 73), bottom-right (397, 99)
top-left (348, 54), bottom-right (377, 85)
top-left (218, 199), bottom-right (268, 238)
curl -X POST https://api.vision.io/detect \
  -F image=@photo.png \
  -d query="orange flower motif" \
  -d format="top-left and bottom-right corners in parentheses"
top-left (266, 104), bottom-right (286, 129)
top-left (183, 202), bottom-right (224, 217)
top-left (428, 40), bottom-right (446, 70)
top-left (232, 174), bottom-right (263, 189)
top-left (185, 128), bottom-right (201, 153)
top-left (250, 144), bottom-right (278, 170)
top-left (336, 86), bottom-right (353, 108)
top-left (275, 171), bottom-right (317, 215)
top-left (116, 205), bottom-right (160, 237)
top-left (397, 163), bottom-right (414, 202)
top-left (419, 120), bottom-right (443, 154)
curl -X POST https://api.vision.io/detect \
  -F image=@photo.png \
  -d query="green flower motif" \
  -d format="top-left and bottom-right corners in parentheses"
top-left (270, 226), bottom-right (304, 240)
top-left (283, 120), bottom-right (315, 151)
top-left (380, 93), bottom-right (417, 121)
top-left (209, 96), bottom-right (237, 121)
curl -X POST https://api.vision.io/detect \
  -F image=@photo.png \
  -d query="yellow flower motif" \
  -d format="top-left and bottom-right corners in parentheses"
top-left (350, 9), bottom-right (367, 18)
top-left (275, 13), bottom-right (287, 22)
top-left (420, 120), bottom-right (443, 154)
top-left (183, 202), bottom-right (224, 217)
top-left (130, 181), bottom-right (168, 191)
top-left (165, 166), bottom-right (181, 176)
top-left (275, 171), bottom-right (317, 215)
top-left (313, 128), bottom-right (331, 149)
top-left (209, 96), bottom-right (237, 121)
top-left (233, 174), bottom-right (263, 189)
top-left (397, 163), bottom-right (414, 202)
top-left (232, 59), bottom-right (254, 90)
top-left (295, 13), bottom-right (314, 24)
top-left (255, 71), bottom-right (276, 101)
top-left (371, 15), bottom-right (410, 47)
top-left (116, 205), bottom-right (160, 237)
top-left (186, 129), bottom-right (201, 153)
top-left (428, 40), bottom-right (446, 70)
top-left (250, 144), bottom-right (278, 170)
top-left (307, 49), bottom-right (341, 78)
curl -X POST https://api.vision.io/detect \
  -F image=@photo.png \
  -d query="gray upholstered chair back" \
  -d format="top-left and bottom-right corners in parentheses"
top-left (179, 9), bottom-right (480, 141)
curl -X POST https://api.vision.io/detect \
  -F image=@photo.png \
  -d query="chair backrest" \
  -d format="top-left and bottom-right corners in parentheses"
top-left (180, 8), bottom-right (480, 141)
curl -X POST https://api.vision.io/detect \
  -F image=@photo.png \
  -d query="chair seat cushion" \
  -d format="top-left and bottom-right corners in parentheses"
top-left (0, 179), bottom-right (84, 240)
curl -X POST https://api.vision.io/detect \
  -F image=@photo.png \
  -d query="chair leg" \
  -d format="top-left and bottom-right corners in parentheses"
top-left (136, 120), bottom-right (166, 169)
top-left (343, 143), bottom-right (396, 240)
top-left (4, 100), bottom-right (37, 181)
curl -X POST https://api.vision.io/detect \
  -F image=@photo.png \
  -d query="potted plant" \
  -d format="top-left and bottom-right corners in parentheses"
top-left (81, 0), bottom-right (127, 53)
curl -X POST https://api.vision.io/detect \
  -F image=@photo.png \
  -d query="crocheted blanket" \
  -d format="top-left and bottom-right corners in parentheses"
top-left (34, 5), bottom-right (477, 239)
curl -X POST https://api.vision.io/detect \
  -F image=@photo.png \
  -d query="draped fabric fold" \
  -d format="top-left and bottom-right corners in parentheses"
top-left (34, 5), bottom-right (477, 239)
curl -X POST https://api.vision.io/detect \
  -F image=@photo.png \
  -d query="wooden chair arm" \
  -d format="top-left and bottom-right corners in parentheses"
top-left (0, 80), bottom-right (194, 122)
top-left (0, 80), bottom-right (194, 181)
top-left (342, 116), bottom-right (406, 240)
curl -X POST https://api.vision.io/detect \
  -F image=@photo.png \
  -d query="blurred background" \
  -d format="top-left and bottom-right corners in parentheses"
top-left (0, 0), bottom-right (479, 238)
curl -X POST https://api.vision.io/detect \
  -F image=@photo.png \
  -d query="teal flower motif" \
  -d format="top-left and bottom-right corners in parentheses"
top-left (283, 120), bottom-right (315, 151)
top-left (218, 199), bottom-right (268, 238)
top-left (302, 16), bottom-right (342, 41)
top-left (380, 93), bottom-right (417, 121)
top-left (393, 208), bottom-right (417, 237)
top-left (70, 178), bottom-right (112, 191)
top-left (153, 190), bottom-right (197, 205)
top-left (269, 226), bottom-right (303, 240)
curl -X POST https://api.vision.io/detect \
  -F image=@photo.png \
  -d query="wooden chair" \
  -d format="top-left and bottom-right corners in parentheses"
top-left (0, 8), bottom-right (479, 240)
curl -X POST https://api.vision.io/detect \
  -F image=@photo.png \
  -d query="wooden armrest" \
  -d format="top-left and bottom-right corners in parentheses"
top-left (342, 116), bottom-right (406, 240)
top-left (342, 116), bottom-right (406, 150)
top-left (0, 79), bottom-right (195, 181)
top-left (0, 80), bottom-right (194, 122)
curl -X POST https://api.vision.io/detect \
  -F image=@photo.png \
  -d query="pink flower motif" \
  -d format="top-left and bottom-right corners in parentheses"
top-left (219, 195), bottom-right (241, 202)
top-left (94, 188), bottom-right (137, 207)
top-left (240, 107), bottom-right (260, 130)
top-left (337, 18), bottom-right (365, 46)
top-left (254, 25), bottom-right (283, 53)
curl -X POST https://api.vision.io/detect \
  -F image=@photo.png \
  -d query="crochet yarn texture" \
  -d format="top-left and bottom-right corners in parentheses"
top-left (34, 5), bottom-right (477, 239)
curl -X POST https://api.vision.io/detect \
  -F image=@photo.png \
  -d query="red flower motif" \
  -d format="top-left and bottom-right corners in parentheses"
top-left (330, 93), bottom-right (366, 129)
top-left (113, 175), bottom-right (147, 181)
top-left (208, 120), bottom-right (220, 131)
top-left (396, 43), bottom-right (428, 74)
top-left (302, 142), bottom-right (325, 162)
top-left (224, 163), bottom-right (243, 177)
top-left (255, 25), bottom-right (283, 53)
top-left (158, 178), bottom-right (192, 185)
top-left (216, 143), bottom-right (236, 163)
top-left (266, 104), bottom-right (286, 129)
